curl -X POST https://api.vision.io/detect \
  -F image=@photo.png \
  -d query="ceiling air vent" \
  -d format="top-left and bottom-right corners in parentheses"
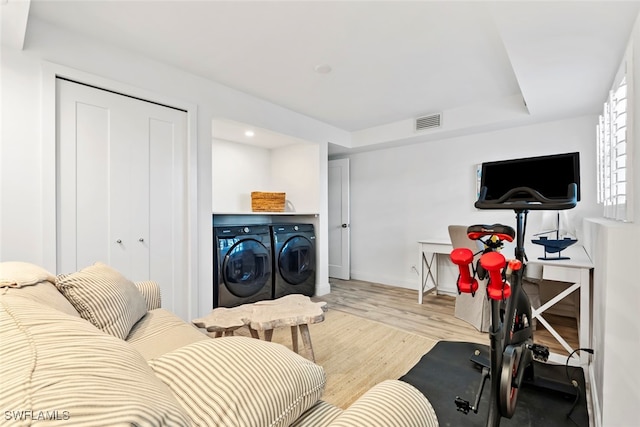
top-left (415, 113), bottom-right (442, 131)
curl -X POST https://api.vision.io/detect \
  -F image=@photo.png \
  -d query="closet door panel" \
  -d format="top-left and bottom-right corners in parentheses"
top-left (121, 105), bottom-right (151, 282)
top-left (75, 102), bottom-right (113, 272)
top-left (108, 105), bottom-right (137, 277)
top-left (148, 113), bottom-right (188, 318)
top-left (56, 88), bottom-right (79, 274)
top-left (57, 80), bottom-right (127, 274)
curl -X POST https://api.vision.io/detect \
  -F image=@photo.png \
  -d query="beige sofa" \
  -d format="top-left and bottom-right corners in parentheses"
top-left (0, 261), bottom-right (438, 427)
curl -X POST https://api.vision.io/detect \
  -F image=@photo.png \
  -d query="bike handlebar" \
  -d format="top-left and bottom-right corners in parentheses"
top-left (474, 184), bottom-right (578, 211)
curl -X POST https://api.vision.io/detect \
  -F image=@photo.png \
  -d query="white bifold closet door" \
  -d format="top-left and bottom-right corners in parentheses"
top-left (57, 78), bottom-right (189, 319)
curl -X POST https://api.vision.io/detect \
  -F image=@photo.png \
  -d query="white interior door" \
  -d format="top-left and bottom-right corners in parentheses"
top-left (57, 78), bottom-right (188, 318)
top-left (328, 158), bottom-right (350, 279)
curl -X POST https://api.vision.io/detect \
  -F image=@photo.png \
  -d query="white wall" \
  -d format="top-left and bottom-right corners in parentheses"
top-left (633, 12), bottom-right (640, 227)
top-left (342, 115), bottom-right (600, 291)
top-left (0, 18), bottom-right (347, 317)
top-left (583, 219), bottom-right (640, 427)
top-left (580, 13), bottom-right (640, 427)
top-left (212, 140), bottom-right (272, 213)
top-left (0, 47), bottom-right (43, 262)
top-left (271, 143), bottom-right (321, 213)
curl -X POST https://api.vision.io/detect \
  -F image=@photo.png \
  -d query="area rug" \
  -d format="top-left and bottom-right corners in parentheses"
top-left (234, 309), bottom-right (437, 408)
top-left (400, 340), bottom-right (589, 427)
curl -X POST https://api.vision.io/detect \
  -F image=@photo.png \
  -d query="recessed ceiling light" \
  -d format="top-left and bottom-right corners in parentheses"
top-left (245, 130), bottom-right (255, 137)
top-left (314, 64), bottom-right (332, 74)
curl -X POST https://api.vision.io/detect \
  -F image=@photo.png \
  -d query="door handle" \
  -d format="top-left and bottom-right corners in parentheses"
top-left (341, 223), bottom-right (349, 228)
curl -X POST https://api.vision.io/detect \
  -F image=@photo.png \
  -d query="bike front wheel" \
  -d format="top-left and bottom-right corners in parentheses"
top-left (499, 344), bottom-right (522, 418)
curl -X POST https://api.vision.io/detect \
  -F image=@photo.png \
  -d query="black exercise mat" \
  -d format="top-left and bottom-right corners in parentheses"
top-left (400, 341), bottom-right (588, 427)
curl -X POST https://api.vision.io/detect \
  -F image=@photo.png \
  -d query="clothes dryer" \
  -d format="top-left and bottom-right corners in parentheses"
top-left (214, 225), bottom-right (272, 308)
top-left (271, 223), bottom-right (316, 298)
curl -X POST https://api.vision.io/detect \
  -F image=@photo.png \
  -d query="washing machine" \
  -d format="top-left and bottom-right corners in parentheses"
top-left (213, 225), bottom-right (273, 308)
top-left (271, 223), bottom-right (316, 298)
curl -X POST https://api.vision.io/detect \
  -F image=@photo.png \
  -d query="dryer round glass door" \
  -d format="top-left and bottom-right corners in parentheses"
top-left (223, 239), bottom-right (271, 297)
top-left (278, 236), bottom-right (315, 284)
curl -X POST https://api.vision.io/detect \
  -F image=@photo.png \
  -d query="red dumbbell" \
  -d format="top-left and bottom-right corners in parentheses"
top-left (450, 248), bottom-right (479, 295)
top-left (479, 251), bottom-right (511, 300)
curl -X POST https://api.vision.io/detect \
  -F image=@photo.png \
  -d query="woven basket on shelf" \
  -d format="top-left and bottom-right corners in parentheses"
top-left (251, 192), bottom-right (286, 212)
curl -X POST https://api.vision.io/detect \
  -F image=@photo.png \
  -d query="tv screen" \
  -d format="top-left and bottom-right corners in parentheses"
top-left (480, 152), bottom-right (580, 202)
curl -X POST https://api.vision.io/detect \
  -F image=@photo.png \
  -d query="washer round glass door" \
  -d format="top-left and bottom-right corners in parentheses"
top-left (278, 236), bottom-right (315, 285)
top-left (223, 239), bottom-right (271, 297)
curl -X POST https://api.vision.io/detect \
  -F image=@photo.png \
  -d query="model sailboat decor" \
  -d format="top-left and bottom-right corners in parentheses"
top-left (531, 211), bottom-right (577, 260)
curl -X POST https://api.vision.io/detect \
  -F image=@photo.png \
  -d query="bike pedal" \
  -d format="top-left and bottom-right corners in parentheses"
top-left (470, 352), bottom-right (490, 369)
top-left (529, 343), bottom-right (549, 361)
top-left (454, 397), bottom-right (471, 414)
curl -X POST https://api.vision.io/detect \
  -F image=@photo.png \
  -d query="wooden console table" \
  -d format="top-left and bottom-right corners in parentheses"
top-left (417, 239), bottom-right (453, 303)
top-left (527, 244), bottom-right (593, 366)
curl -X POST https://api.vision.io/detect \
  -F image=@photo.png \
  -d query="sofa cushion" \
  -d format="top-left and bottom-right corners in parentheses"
top-left (0, 295), bottom-right (190, 426)
top-left (2, 280), bottom-right (81, 318)
top-left (55, 262), bottom-right (148, 339)
top-left (149, 336), bottom-right (326, 427)
top-left (134, 280), bottom-right (162, 311)
top-left (0, 261), bottom-right (56, 288)
top-left (0, 262), bottom-right (79, 317)
top-left (127, 308), bottom-right (207, 360)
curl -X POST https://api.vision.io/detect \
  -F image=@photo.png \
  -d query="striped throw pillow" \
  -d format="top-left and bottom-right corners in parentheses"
top-left (149, 337), bottom-right (326, 427)
top-left (0, 295), bottom-right (190, 426)
top-left (290, 401), bottom-right (342, 427)
top-left (56, 262), bottom-right (148, 340)
top-left (327, 380), bottom-right (439, 427)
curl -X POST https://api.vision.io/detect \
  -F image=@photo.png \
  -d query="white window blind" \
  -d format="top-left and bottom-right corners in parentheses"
top-left (597, 52), bottom-right (634, 222)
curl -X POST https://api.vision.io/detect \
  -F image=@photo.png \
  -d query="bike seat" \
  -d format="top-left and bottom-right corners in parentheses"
top-left (466, 224), bottom-right (515, 242)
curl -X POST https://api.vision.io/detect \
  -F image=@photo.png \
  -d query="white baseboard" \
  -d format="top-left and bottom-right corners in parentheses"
top-left (349, 271), bottom-right (458, 296)
top-left (588, 364), bottom-right (601, 427)
top-left (315, 281), bottom-right (331, 297)
top-left (350, 270), bottom-right (416, 290)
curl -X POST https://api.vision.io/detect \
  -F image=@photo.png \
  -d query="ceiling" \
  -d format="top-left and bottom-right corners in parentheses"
top-left (212, 118), bottom-right (311, 149)
top-left (23, 0), bottom-right (640, 149)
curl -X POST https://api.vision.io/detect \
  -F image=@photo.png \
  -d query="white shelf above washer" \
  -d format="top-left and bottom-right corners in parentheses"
top-left (213, 212), bottom-right (319, 216)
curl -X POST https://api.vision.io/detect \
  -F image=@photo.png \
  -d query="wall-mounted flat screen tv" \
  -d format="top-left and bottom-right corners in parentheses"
top-left (479, 152), bottom-right (580, 202)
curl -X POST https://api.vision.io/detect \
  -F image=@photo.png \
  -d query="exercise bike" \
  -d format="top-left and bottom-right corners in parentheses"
top-left (450, 184), bottom-right (579, 426)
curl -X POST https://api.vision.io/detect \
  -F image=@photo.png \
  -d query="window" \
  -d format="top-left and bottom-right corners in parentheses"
top-left (597, 50), bottom-right (634, 222)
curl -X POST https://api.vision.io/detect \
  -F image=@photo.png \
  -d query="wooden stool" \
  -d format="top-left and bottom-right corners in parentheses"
top-left (192, 305), bottom-right (256, 338)
top-left (249, 295), bottom-right (327, 362)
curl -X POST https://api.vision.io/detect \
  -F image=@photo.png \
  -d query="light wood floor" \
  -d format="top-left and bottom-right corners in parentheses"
top-left (316, 278), bottom-right (579, 357)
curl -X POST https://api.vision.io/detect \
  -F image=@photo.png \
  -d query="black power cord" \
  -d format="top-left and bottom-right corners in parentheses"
top-left (564, 348), bottom-right (594, 425)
